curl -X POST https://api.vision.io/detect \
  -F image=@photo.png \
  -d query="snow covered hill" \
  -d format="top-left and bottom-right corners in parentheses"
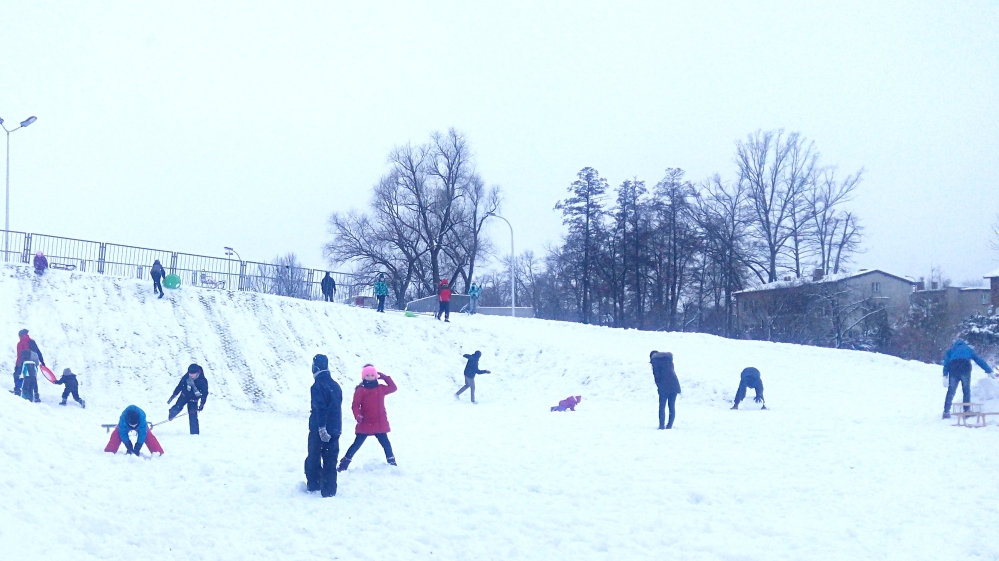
top-left (1, 263), bottom-right (998, 560)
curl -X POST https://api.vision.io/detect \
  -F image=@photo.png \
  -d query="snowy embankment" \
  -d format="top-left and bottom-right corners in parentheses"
top-left (1, 263), bottom-right (997, 561)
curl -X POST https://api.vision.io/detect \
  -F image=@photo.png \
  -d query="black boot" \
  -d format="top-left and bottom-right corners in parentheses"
top-left (387, 456), bottom-right (397, 466)
top-left (78, 399), bottom-right (86, 408)
top-left (337, 457), bottom-right (351, 472)
top-left (731, 402), bottom-right (739, 410)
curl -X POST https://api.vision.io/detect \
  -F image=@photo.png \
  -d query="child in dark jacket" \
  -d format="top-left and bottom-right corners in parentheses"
top-left (19, 349), bottom-right (41, 403)
top-left (731, 367), bottom-right (765, 410)
top-left (55, 368), bottom-right (86, 408)
top-left (455, 351), bottom-right (490, 403)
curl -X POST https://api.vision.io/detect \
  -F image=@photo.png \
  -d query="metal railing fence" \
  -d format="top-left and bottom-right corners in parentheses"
top-left (0, 229), bottom-right (372, 302)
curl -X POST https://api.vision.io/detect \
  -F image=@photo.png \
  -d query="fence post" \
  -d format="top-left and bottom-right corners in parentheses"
top-left (97, 243), bottom-right (106, 274)
top-left (307, 269), bottom-right (315, 300)
top-left (22, 233), bottom-right (31, 264)
top-left (169, 252), bottom-right (178, 275)
top-left (137, 265), bottom-right (143, 279)
top-left (238, 261), bottom-right (246, 291)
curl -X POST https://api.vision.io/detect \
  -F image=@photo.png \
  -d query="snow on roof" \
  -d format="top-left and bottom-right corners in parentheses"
top-left (733, 269), bottom-right (914, 296)
top-left (985, 267), bottom-right (999, 279)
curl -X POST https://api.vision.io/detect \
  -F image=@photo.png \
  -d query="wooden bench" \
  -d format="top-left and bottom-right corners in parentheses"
top-left (950, 403), bottom-right (999, 428)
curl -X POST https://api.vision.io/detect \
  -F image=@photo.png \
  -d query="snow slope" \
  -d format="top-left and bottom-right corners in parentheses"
top-left (1, 263), bottom-right (998, 561)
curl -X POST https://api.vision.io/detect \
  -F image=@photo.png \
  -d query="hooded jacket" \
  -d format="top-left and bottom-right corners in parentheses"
top-left (650, 352), bottom-right (681, 394)
top-left (118, 405), bottom-right (147, 448)
top-left (468, 285), bottom-right (481, 299)
top-left (462, 352), bottom-right (488, 377)
top-left (310, 370), bottom-right (343, 434)
top-left (351, 375), bottom-right (397, 434)
top-left (942, 340), bottom-right (993, 376)
top-left (55, 371), bottom-right (79, 392)
top-left (374, 278), bottom-right (389, 297)
top-left (150, 261), bottom-right (165, 281)
top-left (438, 282), bottom-right (451, 302)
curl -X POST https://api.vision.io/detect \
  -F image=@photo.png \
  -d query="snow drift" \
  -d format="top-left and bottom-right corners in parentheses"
top-left (1, 263), bottom-right (997, 560)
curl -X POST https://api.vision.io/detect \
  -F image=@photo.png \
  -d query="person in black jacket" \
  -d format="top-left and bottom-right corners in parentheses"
top-left (731, 367), bottom-right (766, 410)
top-left (55, 367), bottom-right (86, 408)
top-left (454, 351), bottom-right (490, 403)
top-left (320, 273), bottom-right (337, 303)
top-left (167, 364), bottom-right (209, 434)
top-left (650, 351), bottom-right (681, 429)
top-left (151, 260), bottom-right (166, 298)
top-left (305, 354), bottom-right (342, 497)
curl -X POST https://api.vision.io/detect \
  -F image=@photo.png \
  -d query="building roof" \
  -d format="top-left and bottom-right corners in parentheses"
top-left (733, 269), bottom-right (915, 296)
top-left (985, 267), bottom-right (999, 279)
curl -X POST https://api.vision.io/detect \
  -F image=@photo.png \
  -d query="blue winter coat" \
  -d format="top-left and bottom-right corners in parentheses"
top-left (374, 280), bottom-right (389, 297)
top-left (469, 285), bottom-right (481, 299)
top-left (118, 405), bottom-right (147, 448)
top-left (942, 341), bottom-right (993, 376)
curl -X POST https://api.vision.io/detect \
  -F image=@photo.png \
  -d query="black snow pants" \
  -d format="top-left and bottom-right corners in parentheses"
top-left (436, 301), bottom-right (450, 321)
top-left (734, 379), bottom-right (764, 406)
top-left (343, 433), bottom-right (395, 462)
top-left (153, 278), bottom-right (164, 296)
top-left (377, 295), bottom-right (386, 312)
top-left (658, 390), bottom-right (676, 429)
top-left (21, 375), bottom-right (39, 402)
top-left (305, 430), bottom-right (339, 497)
top-left (61, 387), bottom-right (83, 402)
top-left (169, 400), bottom-right (200, 434)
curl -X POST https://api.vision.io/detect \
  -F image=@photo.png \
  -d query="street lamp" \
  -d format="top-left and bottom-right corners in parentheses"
top-left (487, 212), bottom-right (515, 317)
top-left (224, 246), bottom-right (242, 291)
top-left (1, 115), bottom-right (37, 261)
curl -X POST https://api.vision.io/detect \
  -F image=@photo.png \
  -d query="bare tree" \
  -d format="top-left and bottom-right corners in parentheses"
top-left (737, 130), bottom-right (817, 282)
top-left (806, 167), bottom-right (863, 275)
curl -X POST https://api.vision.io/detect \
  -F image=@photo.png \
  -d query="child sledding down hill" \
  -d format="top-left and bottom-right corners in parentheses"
top-left (338, 364), bottom-right (398, 472)
top-left (551, 395), bottom-right (582, 412)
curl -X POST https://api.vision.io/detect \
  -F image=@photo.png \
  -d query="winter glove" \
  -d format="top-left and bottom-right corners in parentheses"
top-left (753, 396), bottom-right (764, 403)
top-left (134, 443), bottom-right (144, 455)
top-left (318, 427), bottom-right (331, 443)
top-left (124, 442), bottom-right (135, 455)
top-left (198, 404), bottom-right (204, 412)
top-left (167, 395), bottom-right (174, 404)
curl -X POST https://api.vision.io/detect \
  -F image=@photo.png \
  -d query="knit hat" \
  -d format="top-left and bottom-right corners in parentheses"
top-left (312, 354), bottom-right (329, 376)
top-left (361, 364), bottom-right (377, 378)
top-left (18, 329), bottom-right (28, 337)
top-left (62, 368), bottom-right (74, 376)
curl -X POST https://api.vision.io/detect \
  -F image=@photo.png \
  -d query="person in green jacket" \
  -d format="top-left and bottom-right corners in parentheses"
top-left (374, 273), bottom-right (389, 313)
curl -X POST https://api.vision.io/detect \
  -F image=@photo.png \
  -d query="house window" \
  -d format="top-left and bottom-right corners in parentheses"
top-left (871, 282), bottom-right (881, 293)
top-left (984, 293), bottom-right (990, 305)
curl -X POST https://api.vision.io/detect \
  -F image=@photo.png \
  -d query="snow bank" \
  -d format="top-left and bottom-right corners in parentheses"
top-left (1, 263), bottom-right (998, 560)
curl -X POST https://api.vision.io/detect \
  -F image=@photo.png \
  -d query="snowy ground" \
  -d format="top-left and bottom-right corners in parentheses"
top-left (1, 263), bottom-right (998, 561)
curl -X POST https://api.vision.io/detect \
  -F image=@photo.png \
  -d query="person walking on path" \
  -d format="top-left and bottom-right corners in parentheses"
top-left (55, 368), bottom-right (86, 408)
top-left (942, 339), bottom-right (994, 419)
top-left (150, 260), bottom-right (166, 298)
top-left (12, 329), bottom-right (44, 395)
top-left (650, 351), bottom-right (681, 429)
top-left (467, 283), bottom-right (481, 315)
top-left (731, 367), bottom-right (766, 410)
top-left (455, 351), bottom-right (490, 403)
top-left (436, 279), bottom-right (452, 322)
top-left (321, 272), bottom-right (337, 303)
top-left (33, 251), bottom-right (48, 275)
top-left (374, 273), bottom-right (389, 312)
top-left (337, 365), bottom-right (398, 471)
top-left (167, 364), bottom-right (209, 434)
top-left (305, 354), bottom-right (342, 497)
top-left (104, 405), bottom-right (164, 455)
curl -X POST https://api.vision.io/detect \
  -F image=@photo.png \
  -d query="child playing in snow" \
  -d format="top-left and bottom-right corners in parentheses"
top-left (338, 364), bottom-right (398, 471)
top-left (731, 367), bottom-right (765, 410)
top-left (455, 350), bottom-right (490, 403)
top-left (551, 395), bottom-right (582, 412)
top-left (55, 368), bottom-right (86, 408)
top-left (104, 405), bottom-right (164, 455)
top-left (19, 349), bottom-right (41, 403)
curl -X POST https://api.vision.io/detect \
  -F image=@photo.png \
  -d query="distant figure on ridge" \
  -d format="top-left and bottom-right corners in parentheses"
top-left (167, 364), bottom-right (209, 434)
top-left (455, 350), bottom-right (490, 403)
top-left (941, 339), bottom-right (994, 419)
top-left (650, 351), bottom-right (681, 430)
top-left (374, 273), bottom-right (389, 312)
top-left (55, 367), bottom-right (86, 408)
top-left (12, 329), bottom-right (44, 395)
top-left (467, 282), bottom-right (481, 315)
top-left (436, 279), bottom-right (452, 322)
top-left (338, 364), bottom-right (398, 472)
top-left (731, 367), bottom-right (766, 410)
top-left (306, 354), bottom-right (342, 497)
top-left (151, 259), bottom-right (166, 299)
top-left (33, 251), bottom-right (48, 275)
top-left (321, 272), bottom-right (337, 303)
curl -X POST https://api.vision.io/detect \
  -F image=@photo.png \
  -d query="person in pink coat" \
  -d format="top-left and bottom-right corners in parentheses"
top-left (337, 364), bottom-right (398, 471)
top-left (551, 395), bottom-right (582, 412)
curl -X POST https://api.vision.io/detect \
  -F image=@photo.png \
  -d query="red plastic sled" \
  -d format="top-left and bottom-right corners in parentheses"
top-left (39, 365), bottom-right (57, 384)
top-left (104, 428), bottom-right (165, 455)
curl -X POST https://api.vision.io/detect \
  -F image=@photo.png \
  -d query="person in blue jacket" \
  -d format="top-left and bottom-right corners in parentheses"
top-left (942, 339), bottom-right (995, 419)
top-left (467, 283), bottom-right (481, 314)
top-left (107, 405), bottom-right (147, 455)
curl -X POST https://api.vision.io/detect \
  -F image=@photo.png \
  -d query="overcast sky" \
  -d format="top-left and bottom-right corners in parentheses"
top-left (3, 1), bottom-right (997, 284)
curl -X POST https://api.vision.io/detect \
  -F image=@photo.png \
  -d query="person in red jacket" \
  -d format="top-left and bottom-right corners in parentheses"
top-left (12, 329), bottom-right (44, 395)
top-left (337, 364), bottom-right (398, 471)
top-left (436, 279), bottom-right (452, 322)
